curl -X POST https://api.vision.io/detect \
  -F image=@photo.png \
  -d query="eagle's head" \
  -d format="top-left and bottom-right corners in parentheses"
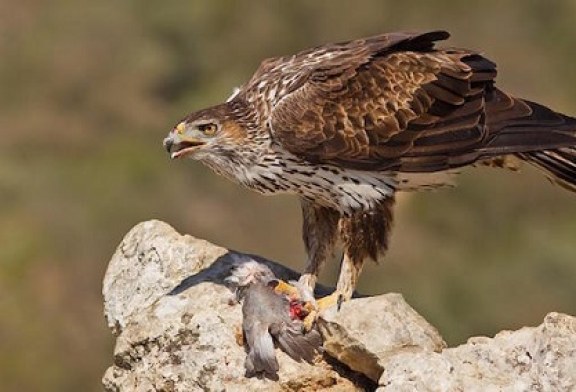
top-left (163, 103), bottom-right (249, 162)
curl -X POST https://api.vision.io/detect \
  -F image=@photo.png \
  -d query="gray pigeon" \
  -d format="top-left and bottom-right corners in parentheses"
top-left (227, 260), bottom-right (322, 378)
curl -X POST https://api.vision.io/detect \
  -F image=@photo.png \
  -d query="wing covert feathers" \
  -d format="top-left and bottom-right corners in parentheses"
top-left (255, 30), bottom-right (498, 171)
top-left (238, 29), bottom-right (576, 180)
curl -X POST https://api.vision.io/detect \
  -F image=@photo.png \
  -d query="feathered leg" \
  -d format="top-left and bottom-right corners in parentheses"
top-left (302, 197), bottom-right (396, 328)
top-left (298, 199), bottom-right (340, 291)
top-left (335, 196), bottom-right (395, 301)
top-left (317, 197), bottom-right (394, 311)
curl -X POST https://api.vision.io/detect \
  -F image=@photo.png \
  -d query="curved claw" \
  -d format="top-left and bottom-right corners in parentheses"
top-left (272, 281), bottom-right (348, 331)
top-left (302, 309), bottom-right (318, 332)
top-left (301, 291), bottom-right (345, 331)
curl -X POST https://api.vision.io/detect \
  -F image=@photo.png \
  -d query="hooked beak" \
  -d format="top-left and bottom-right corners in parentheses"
top-left (163, 122), bottom-right (205, 159)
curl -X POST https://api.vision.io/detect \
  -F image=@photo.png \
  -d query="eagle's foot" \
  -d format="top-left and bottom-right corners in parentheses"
top-left (272, 279), bottom-right (345, 331)
top-left (316, 291), bottom-right (343, 311)
top-left (270, 279), bottom-right (301, 301)
top-left (270, 279), bottom-right (316, 322)
top-left (301, 291), bottom-right (344, 331)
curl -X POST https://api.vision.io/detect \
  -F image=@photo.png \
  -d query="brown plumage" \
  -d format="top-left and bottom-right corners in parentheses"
top-left (164, 30), bottom-right (576, 313)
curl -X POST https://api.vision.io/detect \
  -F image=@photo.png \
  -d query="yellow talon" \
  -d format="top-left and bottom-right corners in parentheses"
top-left (302, 291), bottom-right (344, 331)
top-left (302, 309), bottom-right (318, 331)
top-left (269, 280), bottom-right (347, 331)
top-left (316, 291), bottom-right (342, 310)
top-left (272, 279), bottom-right (301, 300)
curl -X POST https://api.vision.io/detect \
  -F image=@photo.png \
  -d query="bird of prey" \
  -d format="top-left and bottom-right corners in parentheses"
top-left (226, 261), bottom-right (322, 378)
top-left (164, 30), bottom-right (576, 323)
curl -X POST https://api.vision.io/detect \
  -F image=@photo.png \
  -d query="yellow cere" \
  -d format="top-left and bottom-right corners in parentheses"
top-left (176, 122), bottom-right (186, 133)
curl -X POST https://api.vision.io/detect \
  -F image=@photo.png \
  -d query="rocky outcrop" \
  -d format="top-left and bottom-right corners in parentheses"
top-left (378, 312), bottom-right (576, 391)
top-left (319, 295), bottom-right (446, 383)
top-left (102, 220), bottom-right (576, 391)
top-left (102, 220), bottom-right (371, 391)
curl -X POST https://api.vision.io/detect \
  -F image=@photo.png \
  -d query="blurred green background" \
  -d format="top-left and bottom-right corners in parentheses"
top-left (1, 1), bottom-right (575, 391)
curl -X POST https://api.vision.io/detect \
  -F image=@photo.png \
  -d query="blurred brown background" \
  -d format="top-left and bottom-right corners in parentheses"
top-left (1, 1), bottom-right (575, 391)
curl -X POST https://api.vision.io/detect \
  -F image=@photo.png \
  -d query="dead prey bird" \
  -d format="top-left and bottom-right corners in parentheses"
top-left (227, 261), bottom-right (322, 378)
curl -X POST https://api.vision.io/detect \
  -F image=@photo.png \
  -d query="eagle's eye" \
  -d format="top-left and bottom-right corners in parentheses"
top-left (198, 123), bottom-right (218, 136)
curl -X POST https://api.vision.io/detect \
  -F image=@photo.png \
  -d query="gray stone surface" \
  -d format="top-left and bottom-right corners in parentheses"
top-left (102, 220), bottom-right (576, 392)
top-left (319, 294), bottom-right (446, 382)
top-left (102, 220), bottom-right (228, 336)
top-left (102, 220), bottom-right (367, 391)
top-left (378, 312), bottom-right (576, 392)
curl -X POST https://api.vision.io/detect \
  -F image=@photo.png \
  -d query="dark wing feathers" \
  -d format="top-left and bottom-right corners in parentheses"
top-left (482, 94), bottom-right (576, 155)
top-left (243, 30), bottom-right (499, 171)
top-left (272, 322), bottom-right (322, 364)
top-left (240, 30), bottom-right (576, 173)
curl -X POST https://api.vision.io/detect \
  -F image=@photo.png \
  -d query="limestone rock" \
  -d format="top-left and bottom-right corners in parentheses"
top-left (319, 294), bottom-right (446, 382)
top-left (102, 220), bottom-right (228, 336)
top-left (102, 220), bottom-right (576, 392)
top-left (102, 220), bottom-right (369, 391)
top-left (378, 312), bottom-right (576, 391)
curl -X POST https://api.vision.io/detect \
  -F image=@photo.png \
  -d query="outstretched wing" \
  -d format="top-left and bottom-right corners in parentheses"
top-left (243, 30), bottom-right (501, 172)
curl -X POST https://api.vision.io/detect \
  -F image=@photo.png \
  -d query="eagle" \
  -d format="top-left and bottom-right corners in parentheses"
top-left (164, 30), bottom-right (576, 323)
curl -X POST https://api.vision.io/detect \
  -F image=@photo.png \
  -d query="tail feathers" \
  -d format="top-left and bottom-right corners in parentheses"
top-left (245, 324), bottom-right (279, 377)
top-left (517, 147), bottom-right (576, 192)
